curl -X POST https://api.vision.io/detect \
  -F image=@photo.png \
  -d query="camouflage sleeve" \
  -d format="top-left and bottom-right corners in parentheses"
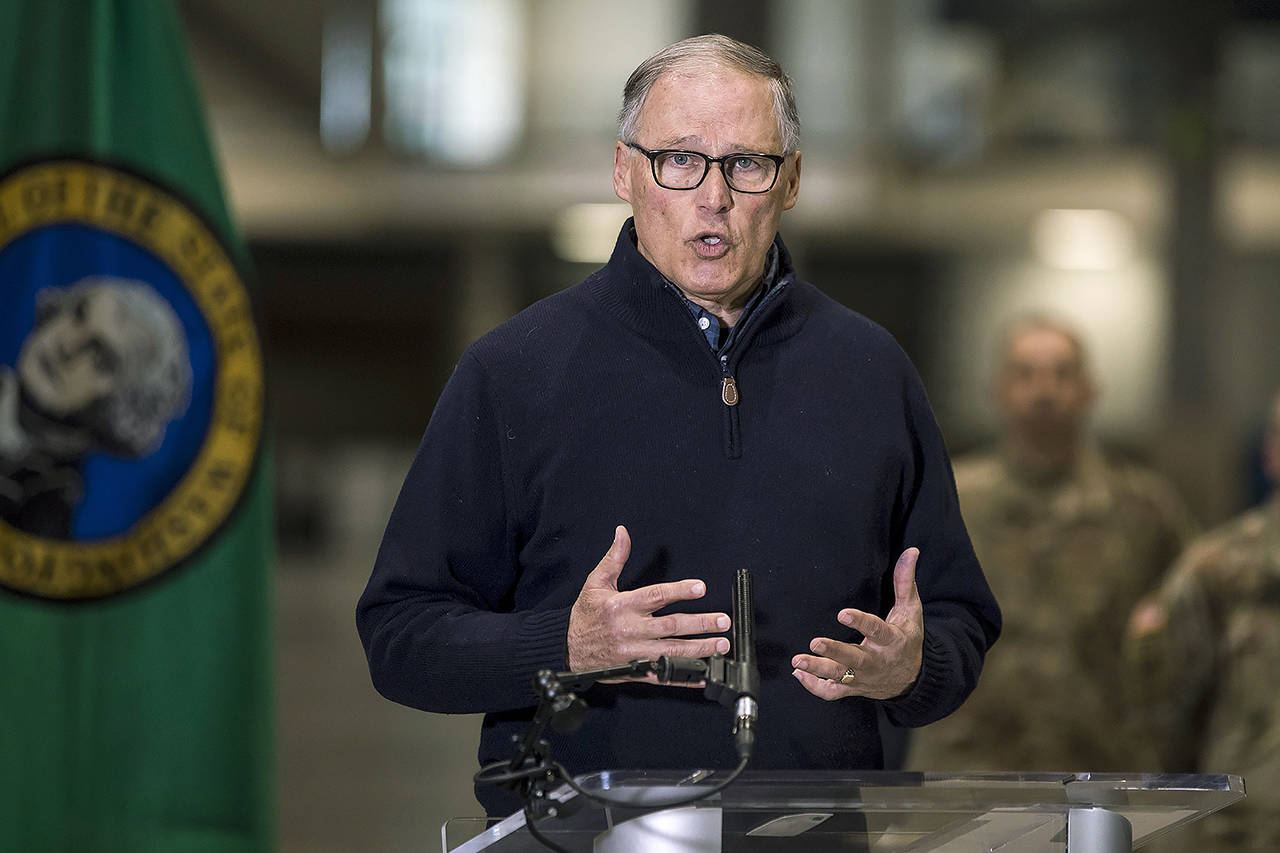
top-left (1123, 546), bottom-right (1219, 771)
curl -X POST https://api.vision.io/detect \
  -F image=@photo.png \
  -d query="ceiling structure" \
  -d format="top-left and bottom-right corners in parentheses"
top-left (179, 0), bottom-right (1280, 251)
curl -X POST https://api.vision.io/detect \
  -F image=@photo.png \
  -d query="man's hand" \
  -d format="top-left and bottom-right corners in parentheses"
top-left (567, 526), bottom-right (731, 677)
top-left (790, 547), bottom-right (924, 701)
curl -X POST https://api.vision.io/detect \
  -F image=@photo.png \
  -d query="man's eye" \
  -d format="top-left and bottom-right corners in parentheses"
top-left (666, 153), bottom-right (696, 168)
top-left (731, 157), bottom-right (762, 173)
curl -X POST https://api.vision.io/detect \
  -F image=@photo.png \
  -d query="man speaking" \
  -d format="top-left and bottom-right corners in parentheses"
top-left (357, 34), bottom-right (1000, 816)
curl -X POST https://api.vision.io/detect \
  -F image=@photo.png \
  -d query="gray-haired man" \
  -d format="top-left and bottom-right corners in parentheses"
top-left (359, 34), bottom-right (1000, 816)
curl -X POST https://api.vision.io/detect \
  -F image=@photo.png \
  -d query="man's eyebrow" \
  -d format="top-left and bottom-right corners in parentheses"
top-left (656, 135), bottom-right (704, 149)
top-left (655, 135), bottom-right (770, 153)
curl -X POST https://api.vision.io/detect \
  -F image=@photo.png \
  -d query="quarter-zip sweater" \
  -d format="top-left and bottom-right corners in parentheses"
top-left (358, 220), bottom-right (1001, 815)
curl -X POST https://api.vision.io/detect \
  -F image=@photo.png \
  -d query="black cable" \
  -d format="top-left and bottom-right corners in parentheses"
top-left (476, 655), bottom-right (754, 852)
top-left (522, 801), bottom-right (571, 853)
top-left (478, 754), bottom-right (749, 853)
top-left (473, 760), bottom-right (555, 788)
top-left (478, 754), bottom-right (749, 813)
top-left (551, 755), bottom-right (749, 811)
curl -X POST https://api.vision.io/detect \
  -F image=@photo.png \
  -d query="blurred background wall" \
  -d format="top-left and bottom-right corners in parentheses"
top-left (173, 1), bottom-right (1280, 849)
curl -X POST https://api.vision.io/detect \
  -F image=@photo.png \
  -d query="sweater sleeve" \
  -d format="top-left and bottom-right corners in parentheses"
top-left (356, 351), bottom-right (570, 714)
top-left (880, 361), bottom-right (1002, 728)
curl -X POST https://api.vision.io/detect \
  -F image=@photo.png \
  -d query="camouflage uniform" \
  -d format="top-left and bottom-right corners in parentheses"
top-left (906, 445), bottom-right (1195, 772)
top-left (1126, 499), bottom-right (1280, 851)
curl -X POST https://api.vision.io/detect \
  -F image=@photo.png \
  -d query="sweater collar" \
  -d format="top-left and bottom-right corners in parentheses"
top-left (586, 218), bottom-right (807, 346)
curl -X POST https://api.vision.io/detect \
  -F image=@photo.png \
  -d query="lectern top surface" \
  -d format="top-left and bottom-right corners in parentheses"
top-left (446, 770), bottom-right (1245, 853)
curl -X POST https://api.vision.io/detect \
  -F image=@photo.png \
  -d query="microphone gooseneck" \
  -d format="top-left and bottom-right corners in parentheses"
top-left (731, 567), bottom-right (759, 760)
top-left (482, 568), bottom-right (763, 842)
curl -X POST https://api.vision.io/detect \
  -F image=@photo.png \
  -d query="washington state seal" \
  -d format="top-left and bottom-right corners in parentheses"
top-left (0, 158), bottom-right (263, 600)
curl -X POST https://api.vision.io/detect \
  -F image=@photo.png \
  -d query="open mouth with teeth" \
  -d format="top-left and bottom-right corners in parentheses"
top-left (690, 232), bottom-right (731, 258)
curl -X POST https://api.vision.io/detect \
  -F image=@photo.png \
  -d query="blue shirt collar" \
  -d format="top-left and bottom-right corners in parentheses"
top-left (673, 244), bottom-right (781, 352)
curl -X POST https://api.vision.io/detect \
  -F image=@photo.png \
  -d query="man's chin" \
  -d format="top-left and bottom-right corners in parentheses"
top-left (677, 270), bottom-right (749, 300)
top-left (1020, 418), bottom-right (1077, 440)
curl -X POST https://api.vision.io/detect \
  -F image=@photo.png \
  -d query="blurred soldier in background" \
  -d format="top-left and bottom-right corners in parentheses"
top-left (1126, 390), bottom-right (1280, 851)
top-left (906, 314), bottom-right (1196, 772)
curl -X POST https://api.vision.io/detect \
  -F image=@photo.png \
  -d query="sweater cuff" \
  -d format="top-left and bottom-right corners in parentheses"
top-left (879, 630), bottom-right (954, 728)
top-left (513, 605), bottom-right (573, 677)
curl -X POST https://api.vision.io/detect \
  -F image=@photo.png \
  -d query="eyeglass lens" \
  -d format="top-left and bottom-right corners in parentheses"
top-left (653, 152), bottom-right (777, 192)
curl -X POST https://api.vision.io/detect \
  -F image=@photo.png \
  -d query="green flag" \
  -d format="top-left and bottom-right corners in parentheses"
top-left (0, 3), bottom-right (273, 852)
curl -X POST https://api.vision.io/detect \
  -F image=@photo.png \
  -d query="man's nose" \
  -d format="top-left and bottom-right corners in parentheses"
top-left (1027, 375), bottom-right (1069, 403)
top-left (695, 162), bottom-right (734, 212)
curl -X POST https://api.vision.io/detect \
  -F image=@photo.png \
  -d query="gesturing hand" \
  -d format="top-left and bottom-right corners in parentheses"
top-left (567, 526), bottom-right (731, 677)
top-left (790, 547), bottom-right (924, 701)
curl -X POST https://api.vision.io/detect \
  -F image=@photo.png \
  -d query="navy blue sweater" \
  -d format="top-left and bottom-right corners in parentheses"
top-left (358, 222), bottom-right (1000, 815)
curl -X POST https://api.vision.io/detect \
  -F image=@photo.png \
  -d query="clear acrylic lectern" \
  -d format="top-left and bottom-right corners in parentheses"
top-left (443, 770), bottom-right (1244, 852)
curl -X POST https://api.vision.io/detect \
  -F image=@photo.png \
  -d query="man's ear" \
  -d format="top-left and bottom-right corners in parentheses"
top-left (781, 150), bottom-right (802, 211)
top-left (613, 142), bottom-right (633, 202)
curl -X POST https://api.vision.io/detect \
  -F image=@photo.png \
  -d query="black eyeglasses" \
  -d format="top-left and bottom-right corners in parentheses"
top-left (624, 142), bottom-right (786, 194)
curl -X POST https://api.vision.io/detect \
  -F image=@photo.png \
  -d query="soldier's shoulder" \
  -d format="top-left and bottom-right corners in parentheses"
top-left (1175, 507), bottom-right (1272, 584)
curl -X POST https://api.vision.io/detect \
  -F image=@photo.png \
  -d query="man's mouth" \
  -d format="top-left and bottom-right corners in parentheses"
top-left (691, 233), bottom-right (730, 257)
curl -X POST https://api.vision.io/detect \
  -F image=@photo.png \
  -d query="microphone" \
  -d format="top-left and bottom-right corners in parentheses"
top-left (731, 568), bottom-right (759, 761)
top-left (654, 655), bottom-right (709, 684)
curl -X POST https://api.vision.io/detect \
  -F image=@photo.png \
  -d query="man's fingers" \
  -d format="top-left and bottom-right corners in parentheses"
top-left (791, 668), bottom-right (853, 701)
top-left (893, 547), bottom-right (921, 606)
top-left (620, 577), bottom-right (709, 613)
top-left (649, 611), bottom-right (731, 640)
top-left (791, 651), bottom-right (863, 682)
top-left (638, 636), bottom-right (731, 659)
top-left (584, 525), bottom-right (630, 590)
top-left (839, 608), bottom-right (895, 645)
top-left (790, 550), bottom-right (926, 702)
top-left (667, 636), bottom-right (732, 657)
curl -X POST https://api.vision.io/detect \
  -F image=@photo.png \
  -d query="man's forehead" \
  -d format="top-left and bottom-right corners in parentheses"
top-left (636, 68), bottom-right (780, 148)
top-left (1005, 327), bottom-right (1084, 365)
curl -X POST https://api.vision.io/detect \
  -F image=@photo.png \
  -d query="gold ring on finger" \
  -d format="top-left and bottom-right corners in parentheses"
top-left (839, 668), bottom-right (856, 685)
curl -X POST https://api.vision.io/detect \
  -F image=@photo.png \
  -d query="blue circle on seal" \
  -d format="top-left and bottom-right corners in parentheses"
top-left (0, 223), bottom-right (214, 540)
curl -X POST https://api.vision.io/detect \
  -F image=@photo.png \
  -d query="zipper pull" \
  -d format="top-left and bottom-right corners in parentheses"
top-left (721, 376), bottom-right (739, 406)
